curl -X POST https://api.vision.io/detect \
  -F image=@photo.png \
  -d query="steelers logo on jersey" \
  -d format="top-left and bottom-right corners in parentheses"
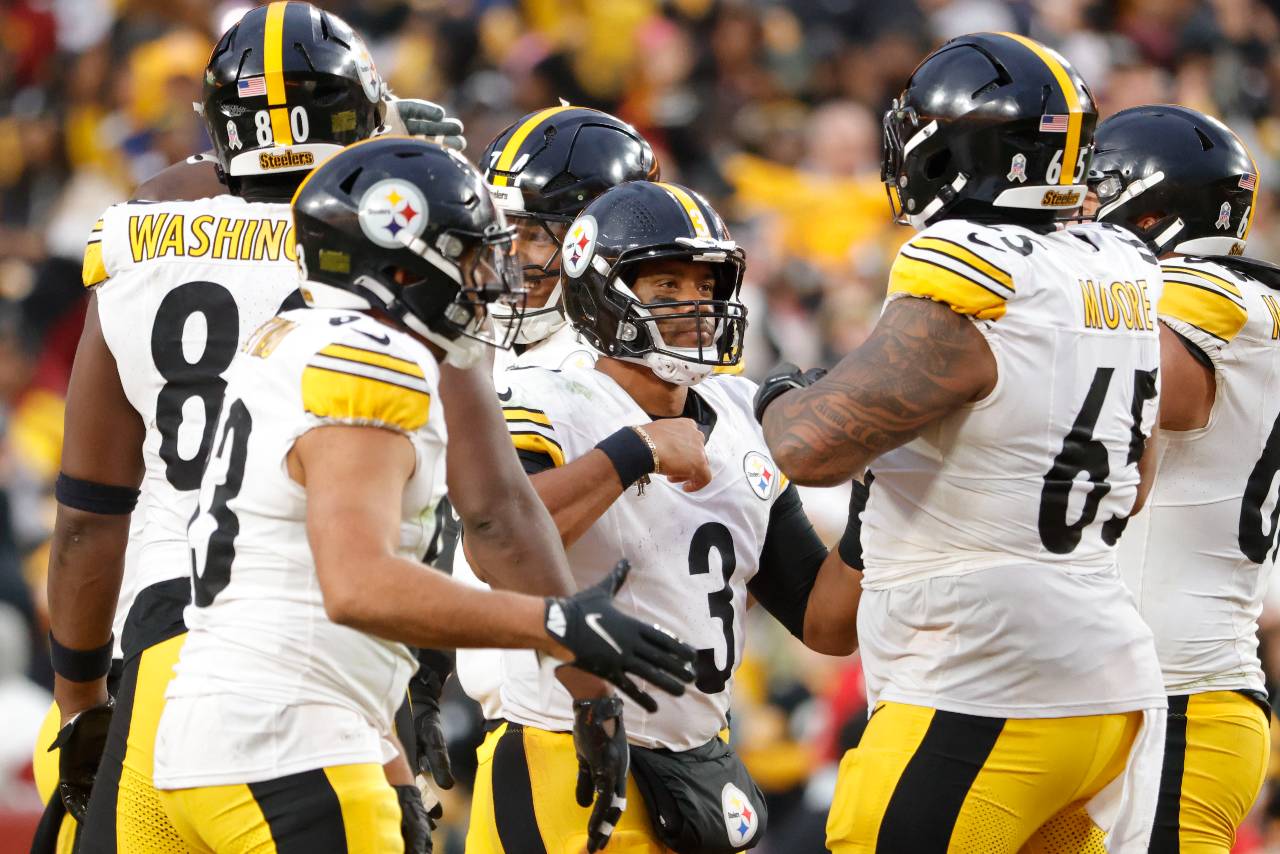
top-left (742, 451), bottom-right (777, 501)
top-left (562, 215), bottom-right (598, 278)
top-left (358, 178), bottom-right (428, 249)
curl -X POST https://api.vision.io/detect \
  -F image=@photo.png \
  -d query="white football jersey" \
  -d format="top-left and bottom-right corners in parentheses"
top-left (495, 368), bottom-right (784, 750)
top-left (84, 197), bottom-right (300, 652)
top-left (1118, 255), bottom-right (1280, 695)
top-left (153, 308), bottom-right (446, 788)
top-left (453, 322), bottom-right (597, 719)
top-left (492, 321), bottom-right (597, 373)
top-left (857, 218), bottom-right (1166, 717)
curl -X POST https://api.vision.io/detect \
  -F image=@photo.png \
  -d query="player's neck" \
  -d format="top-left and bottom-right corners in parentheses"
top-left (596, 358), bottom-right (687, 417)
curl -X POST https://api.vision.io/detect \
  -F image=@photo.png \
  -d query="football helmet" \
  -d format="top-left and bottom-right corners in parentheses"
top-left (200, 1), bottom-right (386, 199)
top-left (883, 32), bottom-right (1097, 229)
top-left (291, 137), bottom-right (522, 368)
top-left (482, 106), bottom-right (659, 344)
top-left (561, 181), bottom-right (746, 386)
top-left (1090, 104), bottom-right (1260, 256)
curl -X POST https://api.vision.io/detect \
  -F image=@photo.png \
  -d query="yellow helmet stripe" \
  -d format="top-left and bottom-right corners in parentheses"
top-left (490, 106), bottom-right (576, 187)
top-left (998, 32), bottom-right (1082, 187)
top-left (1238, 131), bottom-right (1260, 241)
top-left (263, 1), bottom-right (293, 145)
top-left (656, 182), bottom-right (712, 239)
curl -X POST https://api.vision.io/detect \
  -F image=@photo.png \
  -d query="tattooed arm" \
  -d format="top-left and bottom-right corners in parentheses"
top-left (761, 297), bottom-right (997, 486)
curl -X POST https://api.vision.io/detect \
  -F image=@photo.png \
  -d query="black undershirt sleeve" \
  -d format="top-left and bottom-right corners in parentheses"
top-left (748, 483), bottom-right (829, 641)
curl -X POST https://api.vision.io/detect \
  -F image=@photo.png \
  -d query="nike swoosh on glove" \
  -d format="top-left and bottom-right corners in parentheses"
top-left (49, 701), bottom-right (114, 821)
top-left (544, 559), bottom-right (696, 713)
top-left (753, 361), bottom-right (828, 424)
top-left (574, 696), bottom-right (629, 853)
top-left (383, 98), bottom-right (466, 151)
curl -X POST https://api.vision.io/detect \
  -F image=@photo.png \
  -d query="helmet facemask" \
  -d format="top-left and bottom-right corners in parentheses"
top-left (597, 245), bottom-right (747, 386)
top-left (395, 222), bottom-right (526, 367)
top-left (488, 211), bottom-right (573, 344)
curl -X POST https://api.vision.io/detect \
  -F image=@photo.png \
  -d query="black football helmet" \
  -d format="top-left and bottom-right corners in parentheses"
top-left (560, 181), bottom-right (746, 386)
top-left (292, 137), bottom-right (522, 367)
top-left (482, 106), bottom-right (660, 344)
top-left (883, 32), bottom-right (1097, 229)
top-left (200, 1), bottom-right (386, 199)
top-left (1089, 105), bottom-right (1260, 256)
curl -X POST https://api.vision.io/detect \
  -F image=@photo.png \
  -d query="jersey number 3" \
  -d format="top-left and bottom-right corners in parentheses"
top-left (689, 522), bottom-right (736, 694)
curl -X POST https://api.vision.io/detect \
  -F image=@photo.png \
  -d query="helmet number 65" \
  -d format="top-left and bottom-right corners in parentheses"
top-left (1045, 148), bottom-right (1087, 184)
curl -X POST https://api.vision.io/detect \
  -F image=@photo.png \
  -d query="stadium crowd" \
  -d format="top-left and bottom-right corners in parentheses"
top-left (4, 0), bottom-right (1280, 851)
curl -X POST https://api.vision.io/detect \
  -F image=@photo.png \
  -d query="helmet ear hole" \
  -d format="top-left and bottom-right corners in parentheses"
top-left (924, 150), bottom-right (952, 181)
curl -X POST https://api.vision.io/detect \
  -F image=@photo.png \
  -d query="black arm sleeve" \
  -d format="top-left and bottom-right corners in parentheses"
top-left (747, 484), bottom-right (829, 640)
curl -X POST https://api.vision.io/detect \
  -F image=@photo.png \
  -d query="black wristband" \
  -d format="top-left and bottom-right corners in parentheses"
top-left (594, 427), bottom-right (656, 488)
top-left (838, 480), bottom-right (871, 568)
top-left (49, 632), bottom-right (114, 682)
top-left (55, 473), bottom-right (140, 515)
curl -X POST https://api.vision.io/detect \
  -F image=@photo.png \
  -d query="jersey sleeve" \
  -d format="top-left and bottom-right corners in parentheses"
top-left (301, 341), bottom-right (434, 433)
top-left (886, 223), bottom-right (1019, 320)
top-left (82, 215), bottom-right (108, 287)
top-left (1158, 260), bottom-right (1248, 364)
top-left (499, 373), bottom-right (566, 472)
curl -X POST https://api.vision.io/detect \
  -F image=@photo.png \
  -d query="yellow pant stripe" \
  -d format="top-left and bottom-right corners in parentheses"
top-left (323, 763), bottom-right (404, 854)
top-left (826, 703), bottom-right (935, 851)
top-left (1175, 691), bottom-right (1270, 852)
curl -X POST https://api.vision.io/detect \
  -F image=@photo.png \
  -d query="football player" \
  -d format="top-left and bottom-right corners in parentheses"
top-left (465, 179), bottom-right (864, 854)
top-left (37, 3), bottom-right (567, 852)
top-left (149, 136), bottom-right (695, 852)
top-left (1092, 105), bottom-right (1273, 854)
top-left (755, 33), bottom-right (1169, 852)
top-left (439, 106), bottom-right (660, 847)
top-left (482, 106), bottom-right (660, 372)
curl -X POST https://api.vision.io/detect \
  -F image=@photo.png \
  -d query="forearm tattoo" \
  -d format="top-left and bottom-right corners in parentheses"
top-left (762, 297), bottom-right (995, 485)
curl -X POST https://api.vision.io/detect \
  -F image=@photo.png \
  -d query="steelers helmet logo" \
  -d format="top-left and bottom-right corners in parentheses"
top-left (358, 179), bottom-right (428, 249)
top-left (352, 35), bottom-right (384, 103)
top-left (562, 215), bottom-right (598, 278)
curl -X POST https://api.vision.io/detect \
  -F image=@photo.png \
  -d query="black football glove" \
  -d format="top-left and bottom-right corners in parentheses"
top-left (753, 362), bottom-right (828, 423)
top-left (407, 649), bottom-right (455, 791)
top-left (544, 560), bottom-right (696, 713)
top-left (573, 697), bottom-right (629, 853)
top-left (49, 701), bottom-right (114, 821)
top-left (384, 98), bottom-right (466, 151)
top-left (395, 783), bottom-right (434, 854)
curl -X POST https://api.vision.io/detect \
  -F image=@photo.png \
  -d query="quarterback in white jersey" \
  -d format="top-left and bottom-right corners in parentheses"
top-left (152, 137), bottom-right (695, 854)
top-left (1094, 104), bottom-right (1272, 853)
top-left (760, 33), bottom-right (1166, 853)
top-left (466, 179), bottom-right (862, 854)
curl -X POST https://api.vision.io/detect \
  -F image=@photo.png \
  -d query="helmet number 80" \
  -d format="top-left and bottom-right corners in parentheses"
top-left (1045, 148), bottom-right (1088, 184)
top-left (253, 107), bottom-right (310, 147)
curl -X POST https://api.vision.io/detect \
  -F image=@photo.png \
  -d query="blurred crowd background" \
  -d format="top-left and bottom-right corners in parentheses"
top-left (6, 0), bottom-right (1280, 851)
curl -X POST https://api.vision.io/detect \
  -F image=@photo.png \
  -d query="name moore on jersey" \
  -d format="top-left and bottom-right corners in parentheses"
top-left (854, 217), bottom-right (1167, 719)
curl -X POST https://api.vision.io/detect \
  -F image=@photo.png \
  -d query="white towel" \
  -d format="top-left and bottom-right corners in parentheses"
top-left (1086, 706), bottom-right (1168, 853)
